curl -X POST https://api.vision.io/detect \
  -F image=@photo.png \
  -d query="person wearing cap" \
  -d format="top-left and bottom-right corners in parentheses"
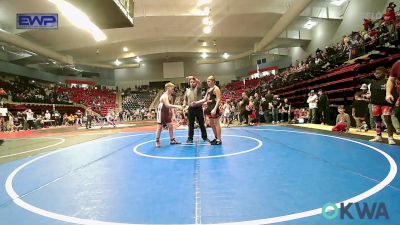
top-left (155, 82), bottom-right (183, 148)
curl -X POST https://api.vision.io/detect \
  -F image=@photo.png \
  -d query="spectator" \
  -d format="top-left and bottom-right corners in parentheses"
top-left (253, 93), bottom-right (261, 126)
top-left (0, 88), bottom-right (6, 106)
top-left (262, 90), bottom-right (273, 123)
top-left (239, 92), bottom-right (249, 125)
top-left (281, 98), bottom-right (291, 122)
top-left (76, 110), bottom-right (83, 126)
top-left (317, 89), bottom-right (330, 125)
top-left (307, 90), bottom-right (318, 124)
top-left (360, 83), bottom-right (375, 129)
top-left (54, 110), bottom-right (61, 126)
top-left (352, 91), bottom-right (369, 131)
top-left (222, 100), bottom-right (231, 128)
top-left (332, 105), bottom-right (351, 132)
top-left (44, 110), bottom-right (51, 120)
top-left (67, 114), bottom-right (75, 126)
top-left (25, 109), bottom-right (34, 130)
top-left (270, 95), bottom-right (281, 124)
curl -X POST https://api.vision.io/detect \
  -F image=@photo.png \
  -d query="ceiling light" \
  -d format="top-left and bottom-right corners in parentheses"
top-left (114, 59), bottom-right (122, 66)
top-left (203, 7), bottom-right (211, 15)
top-left (201, 52), bottom-right (208, 59)
top-left (202, 41), bottom-right (208, 47)
top-left (303, 19), bottom-right (317, 30)
top-left (202, 17), bottom-right (213, 26)
top-left (331, 0), bottom-right (346, 6)
top-left (198, 0), bottom-right (211, 5)
top-left (48, 0), bottom-right (107, 42)
top-left (203, 26), bottom-right (212, 34)
top-left (222, 52), bottom-right (229, 59)
top-left (123, 47), bottom-right (128, 52)
top-left (135, 56), bottom-right (142, 63)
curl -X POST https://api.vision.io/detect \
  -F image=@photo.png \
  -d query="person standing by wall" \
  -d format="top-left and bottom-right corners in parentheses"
top-left (317, 89), bottom-right (330, 125)
top-left (307, 90), bottom-right (318, 124)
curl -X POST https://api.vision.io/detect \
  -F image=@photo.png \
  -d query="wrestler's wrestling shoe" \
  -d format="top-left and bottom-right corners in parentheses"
top-left (155, 140), bottom-right (161, 148)
top-left (210, 139), bottom-right (222, 145)
top-left (170, 138), bottom-right (181, 145)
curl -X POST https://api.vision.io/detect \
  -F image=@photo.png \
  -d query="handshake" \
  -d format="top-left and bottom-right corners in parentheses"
top-left (174, 105), bottom-right (189, 111)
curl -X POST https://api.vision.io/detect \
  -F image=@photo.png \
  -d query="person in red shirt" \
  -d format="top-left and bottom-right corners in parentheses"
top-left (386, 60), bottom-right (400, 122)
top-left (363, 18), bottom-right (373, 31)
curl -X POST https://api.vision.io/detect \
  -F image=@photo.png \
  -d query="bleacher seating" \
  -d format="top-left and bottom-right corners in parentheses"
top-left (0, 80), bottom-right (70, 104)
top-left (55, 87), bottom-right (116, 115)
top-left (221, 78), bottom-right (263, 103)
top-left (219, 4), bottom-right (400, 108)
top-left (122, 90), bottom-right (157, 111)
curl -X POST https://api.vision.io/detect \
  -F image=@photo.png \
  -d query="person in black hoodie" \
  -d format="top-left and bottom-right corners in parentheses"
top-left (361, 67), bottom-right (397, 145)
top-left (317, 89), bottom-right (330, 125)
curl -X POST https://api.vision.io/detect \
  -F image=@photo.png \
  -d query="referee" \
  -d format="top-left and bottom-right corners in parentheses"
top-left (183, 76), bottom-right (208, 143)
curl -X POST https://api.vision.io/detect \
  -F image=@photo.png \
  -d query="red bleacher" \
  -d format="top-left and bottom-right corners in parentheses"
top-left (221, 77), bottom-right (271, 102)
top-left (55, 87), bottom-right (116, 115)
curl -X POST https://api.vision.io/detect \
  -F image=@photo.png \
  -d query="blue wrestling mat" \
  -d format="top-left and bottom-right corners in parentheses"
top-left (0, 126), bottom-right (399, 225)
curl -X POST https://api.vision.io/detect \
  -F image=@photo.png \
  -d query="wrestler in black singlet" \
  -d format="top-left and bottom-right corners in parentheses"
top-left (205, 87), bottom-right (220, 118)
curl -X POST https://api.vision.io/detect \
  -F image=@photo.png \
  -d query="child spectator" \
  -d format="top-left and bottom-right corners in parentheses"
top-left (332, 105), bottom-right (351, 132)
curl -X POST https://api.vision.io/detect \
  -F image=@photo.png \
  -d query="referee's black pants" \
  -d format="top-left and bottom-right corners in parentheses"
top-left (188, 106), bottom-right (208, 141)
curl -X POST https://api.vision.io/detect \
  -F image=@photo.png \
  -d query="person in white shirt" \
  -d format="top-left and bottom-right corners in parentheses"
top-left (44, 110), bottom-right (51, 120)
top-left (25, 109), bottom-right (34, 130)
top-left (307, 90), bottom-right (318, 124)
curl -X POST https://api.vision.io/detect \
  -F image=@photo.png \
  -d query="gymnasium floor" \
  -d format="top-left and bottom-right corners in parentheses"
top-left (0, 125), bottom-right (399, 225)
